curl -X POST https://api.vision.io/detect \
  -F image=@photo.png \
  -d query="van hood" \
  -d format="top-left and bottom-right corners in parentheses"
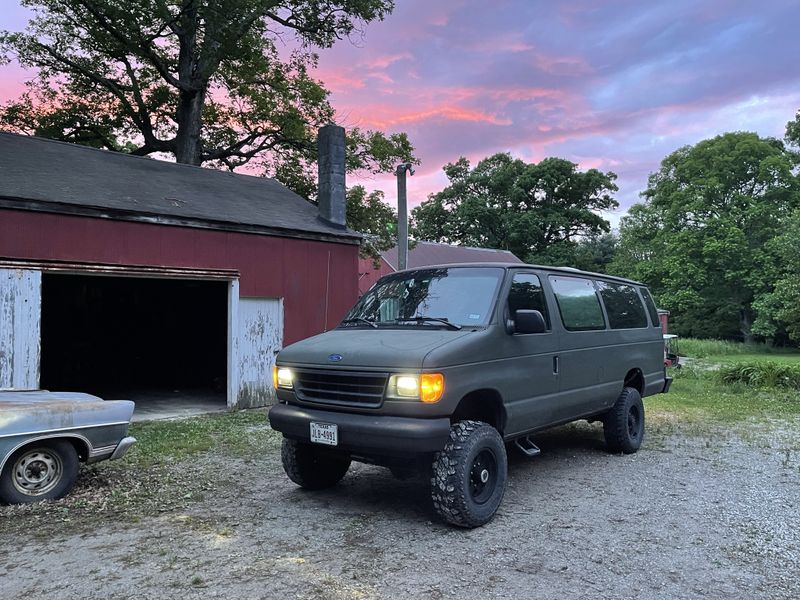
top-left (278, 327), bottom-right (475, 370)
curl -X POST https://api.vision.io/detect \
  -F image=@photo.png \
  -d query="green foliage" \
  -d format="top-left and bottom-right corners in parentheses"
top-left (751, 209), bottom-right (800, 341)
top-left (0, 0), bottom-right (417, 198)
top-left (717, 361), bottom-right (800, 390)
top-left (678, 338), bottom-right (767, 359)
top-left (345, 185), bottom-right (397, 266)
top-left (410, 153), bottom-right (618, 264)
top-left (611, 131), bottom-right (800, 342)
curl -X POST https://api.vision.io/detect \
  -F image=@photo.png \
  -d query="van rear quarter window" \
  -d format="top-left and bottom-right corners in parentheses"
top-left (639, 287), bottom-right (660, 327)
top-left (596, 281), bottom-right (649, 329)
top-left (549, 276), bottom-right (606, 331)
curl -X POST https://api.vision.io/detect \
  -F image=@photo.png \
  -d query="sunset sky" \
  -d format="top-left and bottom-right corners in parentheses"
top-left (2, 0), bottom-right (799, 224)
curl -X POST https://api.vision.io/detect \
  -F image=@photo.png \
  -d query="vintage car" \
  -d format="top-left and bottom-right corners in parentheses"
top-left (0, 390), bottom-right (136, 504)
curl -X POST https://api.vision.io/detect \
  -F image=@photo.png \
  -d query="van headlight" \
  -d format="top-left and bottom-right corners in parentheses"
top-left (273, 366), bottom-right (294, 390)
top-left (387, 373), bottom-right (445, 403)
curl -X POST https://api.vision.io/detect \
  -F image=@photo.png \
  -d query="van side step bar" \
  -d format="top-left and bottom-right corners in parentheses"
top-left (514, 436), bottom-right (541, 457)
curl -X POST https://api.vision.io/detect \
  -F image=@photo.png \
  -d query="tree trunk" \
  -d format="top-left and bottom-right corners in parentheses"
top-left (174, 88), bottom-right (206, 165)
top-left (740, 306), bottom-right (754, 344)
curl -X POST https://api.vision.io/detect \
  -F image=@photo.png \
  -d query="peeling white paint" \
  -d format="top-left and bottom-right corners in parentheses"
top-left (236, 297), bottom-right (283, 408)
top-left (0, 269), bottom-right (42, 390)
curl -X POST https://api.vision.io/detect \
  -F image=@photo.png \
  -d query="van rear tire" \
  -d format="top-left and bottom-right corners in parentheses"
top-left (603, 387), bottom-right (645, 454)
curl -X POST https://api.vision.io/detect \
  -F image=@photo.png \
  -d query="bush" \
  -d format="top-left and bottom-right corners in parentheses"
top-left (717, 362), bottom-right (800, 389)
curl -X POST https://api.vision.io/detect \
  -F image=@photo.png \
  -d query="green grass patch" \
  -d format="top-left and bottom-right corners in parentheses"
top-left (679, 337), bottom-right (800, 360)
top-left (125, 408), bottom-right (276, 467)
top-left (647, 368), bottom-right (800, 424)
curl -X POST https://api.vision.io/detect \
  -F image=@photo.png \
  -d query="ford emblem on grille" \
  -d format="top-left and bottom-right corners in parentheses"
top-left (328, 354), bottom-right (343, 362)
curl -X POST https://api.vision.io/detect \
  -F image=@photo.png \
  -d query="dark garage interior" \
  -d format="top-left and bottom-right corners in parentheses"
top-left (40, 273), bottom-right (228, 415)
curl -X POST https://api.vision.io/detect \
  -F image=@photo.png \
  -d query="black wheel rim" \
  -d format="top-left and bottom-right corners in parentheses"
top-left (469, 448), bottom-right (498, 504)
top-left (627, 405), bottom-right (642, 440)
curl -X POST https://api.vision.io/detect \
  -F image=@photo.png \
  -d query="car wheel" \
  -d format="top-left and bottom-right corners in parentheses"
top-left (0, 440), bottom-right (79, 504)
top-left (603, 386), bottom-right (645, 454)
top-left (431, 420), bottom-right (507, 528)
top-left (281, 438), bottom-right (351, 490)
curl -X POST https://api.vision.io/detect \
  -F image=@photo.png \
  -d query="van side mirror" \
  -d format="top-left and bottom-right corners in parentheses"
top-left (512, 310), bottom-right (546, 334)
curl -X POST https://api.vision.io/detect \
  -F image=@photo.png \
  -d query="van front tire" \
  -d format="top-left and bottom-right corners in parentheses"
top-left (431, 420), bottom-right (507, 528)
top-left (604, 387), bottom-right (645, 454)
top-left (281, 438), bottom-right (351, 490)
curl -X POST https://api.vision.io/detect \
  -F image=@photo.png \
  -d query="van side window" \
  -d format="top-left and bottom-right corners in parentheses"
top-left (639, 287), bottom-right (660, 327)
top-left (549, 276), bottom-right (606, 331)
top-left (596, 281), bottom-right (648, 329)
top-left (508, 273), bottom-right (550, 329)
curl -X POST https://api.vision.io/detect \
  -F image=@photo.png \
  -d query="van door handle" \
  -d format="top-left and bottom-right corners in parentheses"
top-left (553, 356), bottom-right (559, 375)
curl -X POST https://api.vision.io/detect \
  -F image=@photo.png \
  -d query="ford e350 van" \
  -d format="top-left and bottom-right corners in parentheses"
top-left (270, 263), bottom-right (671, 528)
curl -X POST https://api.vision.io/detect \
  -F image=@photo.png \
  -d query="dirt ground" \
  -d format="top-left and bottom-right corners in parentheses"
top-left (1, 421), bottom-right (798, 600)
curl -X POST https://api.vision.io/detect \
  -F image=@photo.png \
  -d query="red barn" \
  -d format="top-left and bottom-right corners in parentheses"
top-left (0, 126), bottom-right (359, 411)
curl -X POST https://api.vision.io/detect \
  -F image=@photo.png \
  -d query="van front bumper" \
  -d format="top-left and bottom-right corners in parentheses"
top-left (268, 403), bottom-right (451, 455)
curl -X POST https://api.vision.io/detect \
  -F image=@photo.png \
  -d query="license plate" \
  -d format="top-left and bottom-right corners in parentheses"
top-left (310, 422), bottom-right (338, 446)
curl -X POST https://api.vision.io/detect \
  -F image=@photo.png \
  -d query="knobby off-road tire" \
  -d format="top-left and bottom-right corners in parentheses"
top-left (281, 438), bottom-right (351, 490)
top-left (0, 440), bottom-right (79, 504)
top-left (603, 386), bottom-right (645, 454)
top-left (431, 420), bottom-right (508, 528)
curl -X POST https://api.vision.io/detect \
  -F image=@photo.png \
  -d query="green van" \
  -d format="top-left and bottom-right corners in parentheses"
top-left (270, 263), bottom-right (670, 527)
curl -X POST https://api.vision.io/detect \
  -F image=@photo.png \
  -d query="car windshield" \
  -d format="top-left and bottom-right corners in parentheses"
top-left (342, 267), bottom-right (503, 328)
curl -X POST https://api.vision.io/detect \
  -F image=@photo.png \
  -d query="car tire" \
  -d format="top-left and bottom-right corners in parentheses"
top-left (0, 440), bottom-right (80, 504)
top-left (281, 438), bottom-right (351, 490)
top-left (431, 420), bottom-right (507, 528)
top-left (604, 386), bottom-right (645, 454)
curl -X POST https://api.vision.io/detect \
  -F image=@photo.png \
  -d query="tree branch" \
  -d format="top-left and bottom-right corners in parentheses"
top-left (75, 0), bottom-right (188, 91)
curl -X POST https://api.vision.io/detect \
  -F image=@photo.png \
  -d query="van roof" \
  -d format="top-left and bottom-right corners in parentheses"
top-left (393, 262), bottom-right (645, 287)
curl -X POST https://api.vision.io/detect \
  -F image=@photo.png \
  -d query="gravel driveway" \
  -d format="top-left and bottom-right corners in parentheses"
top-left (1, 421), bottom-right (798, 600)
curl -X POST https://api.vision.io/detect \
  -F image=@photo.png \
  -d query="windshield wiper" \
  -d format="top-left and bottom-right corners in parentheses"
top-left (340, 317), bottom-right (378, 329)
top-left (394, 317), bottom-right (462, 330)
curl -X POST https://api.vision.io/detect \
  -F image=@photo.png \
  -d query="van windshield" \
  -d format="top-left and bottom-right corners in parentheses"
top-left (343, 267), bottom-right (503, 328)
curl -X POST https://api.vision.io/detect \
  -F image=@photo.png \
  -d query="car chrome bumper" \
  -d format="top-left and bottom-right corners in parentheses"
top-left (110, 436), bottom-right (137, 460)
top-left (269, 404), bottom-right (451, 455)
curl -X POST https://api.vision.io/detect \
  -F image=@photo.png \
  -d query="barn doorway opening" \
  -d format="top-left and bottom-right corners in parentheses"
top-left (40, 273), bottom-right (228, 419)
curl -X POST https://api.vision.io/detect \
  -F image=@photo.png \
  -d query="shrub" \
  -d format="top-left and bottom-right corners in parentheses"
top-left (717, 361), bottom-right (800, 389)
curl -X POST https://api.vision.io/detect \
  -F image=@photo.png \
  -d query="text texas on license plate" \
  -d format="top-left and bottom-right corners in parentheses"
top-left (310, 422), bottom-right (338, 446)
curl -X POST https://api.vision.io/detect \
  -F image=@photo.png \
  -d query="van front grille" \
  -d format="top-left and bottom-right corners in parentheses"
top-left (293, 368), bottom-right (388, 407)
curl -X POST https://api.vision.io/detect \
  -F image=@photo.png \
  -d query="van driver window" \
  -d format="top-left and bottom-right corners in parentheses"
top-left (549, 276), bottom-right (606, 331)
top-left (508, 273), bottom-right (549, 329)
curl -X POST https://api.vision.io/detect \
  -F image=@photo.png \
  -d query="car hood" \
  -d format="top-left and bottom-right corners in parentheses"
top-left (278, 327), bottom-right (477, 370)
top-left (0, 390), bottom-right (135, 435)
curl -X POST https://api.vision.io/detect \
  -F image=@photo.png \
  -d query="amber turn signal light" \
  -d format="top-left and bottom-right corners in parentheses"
top-left (420, 373), bottom-right (445, 403)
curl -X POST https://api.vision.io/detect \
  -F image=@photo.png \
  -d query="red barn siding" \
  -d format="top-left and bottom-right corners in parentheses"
top-left (0, 208), bottom-right (358, 345)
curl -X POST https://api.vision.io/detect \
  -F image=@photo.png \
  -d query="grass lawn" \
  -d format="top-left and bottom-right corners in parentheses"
top-left (648, 371), bottom-right (800, 424)
top-left (704, 353), bottom-right (800, 365)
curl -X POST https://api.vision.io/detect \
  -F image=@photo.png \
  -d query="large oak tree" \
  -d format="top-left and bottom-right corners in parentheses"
top-left (0, 0), bottom-right (415, 197)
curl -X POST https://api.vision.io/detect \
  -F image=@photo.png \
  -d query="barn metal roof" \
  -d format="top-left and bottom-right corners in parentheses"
top-left (0, 132), bottom-right (360, 244)
top-left (381, 241), bottom-right (523, 270)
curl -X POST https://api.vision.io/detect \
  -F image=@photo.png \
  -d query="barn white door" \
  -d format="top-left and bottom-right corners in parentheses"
top-left (0, 268), bottom-right (42, 389)
top-left (230, 288), bottom-right (283, 409)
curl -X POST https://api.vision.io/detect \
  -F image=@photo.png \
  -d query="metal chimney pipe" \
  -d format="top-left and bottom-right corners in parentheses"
top-left (317, 124), bottom-right (346, 228)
